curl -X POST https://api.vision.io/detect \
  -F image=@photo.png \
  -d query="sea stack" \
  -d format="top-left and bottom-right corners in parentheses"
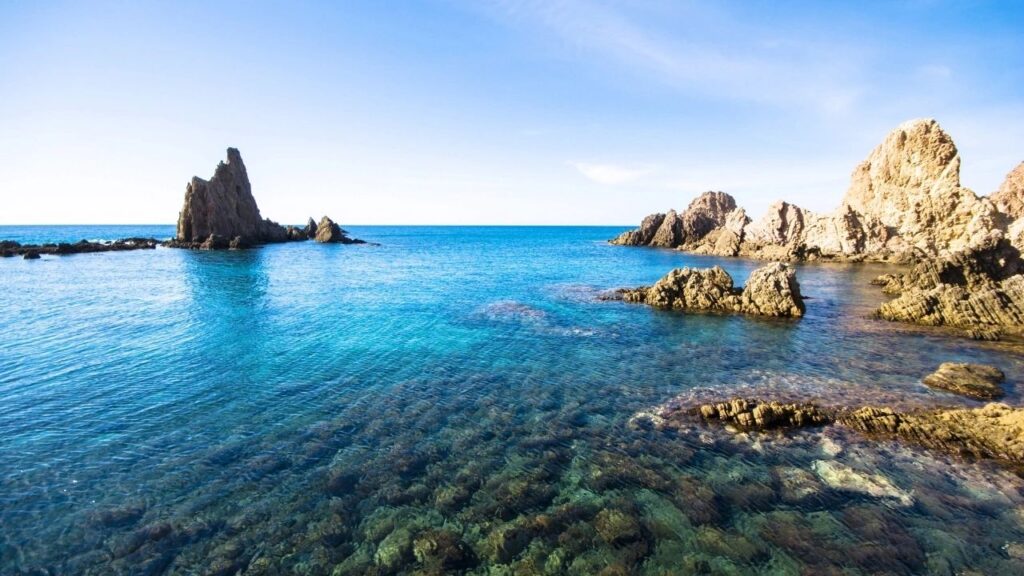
top-left (170, 148), bottom-right (363, 249)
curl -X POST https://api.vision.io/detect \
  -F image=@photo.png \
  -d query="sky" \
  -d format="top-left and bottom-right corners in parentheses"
top-left (1, 0), bottom-right (1022, 225)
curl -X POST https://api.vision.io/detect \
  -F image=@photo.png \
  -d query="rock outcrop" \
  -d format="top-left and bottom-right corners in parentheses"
top-left (0, 238), bottom-right (159, 258)
top-left (696, 399), bottom-right (833, 430)
top-left (922, 363), bottom-right (1005, 400)
top-left (610, 191), bottom-right (738, 249)
top-left (873, 235), bottom-right (1024, 339)
top-left (992, 162), bottom-right (1024, 221)
top-left (639, 396), bottom-right (1024, 468)
top-left (169, 148), bottom-right (363, 249)
top-left (611, 262), bottom-right (804, 317)
top-left (314, 216), bottom-right (364, 244)
top-left (612, 119), bottom-right (1016, 264)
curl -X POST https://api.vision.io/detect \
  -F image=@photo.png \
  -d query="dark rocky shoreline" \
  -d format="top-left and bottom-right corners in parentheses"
top-left (1, 238), bottom-right (159, 259)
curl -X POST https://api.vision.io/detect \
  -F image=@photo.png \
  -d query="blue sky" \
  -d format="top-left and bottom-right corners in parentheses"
top-left (1, 0), bottom-right (1022, 225)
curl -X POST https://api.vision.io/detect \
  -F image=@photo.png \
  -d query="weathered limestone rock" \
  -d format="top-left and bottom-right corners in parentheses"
top-left (169, 149), bottom-right (364, 249)
top-left (610, 191), bottom-right (737, 248)
top-left (842, 403), bottom-right (1024, 465)
top-left (314, 216), bottom-right (364, 244)
top-left (613, 263), bottom-right (805, 317)
top-left (741, 262), bottom-right (805, 317)
top-left (696, 398), bottom-right (833, 430)
top-left (646, 395), bottom-right (1024, 468)
top-left (922, 362), bottom-right (1006, 400)
top-left (874, 235), bottom-right (1024, 339)
top-left (612, 119), bottom-right (1009, 264)
top-left (991, 162), bottom-right (1024, 221)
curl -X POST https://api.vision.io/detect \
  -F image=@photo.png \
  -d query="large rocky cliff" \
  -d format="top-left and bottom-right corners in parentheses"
top-left (612, 119), bottom-right (1019, 263)
top-left (170, 148), bottom-right (362, 249)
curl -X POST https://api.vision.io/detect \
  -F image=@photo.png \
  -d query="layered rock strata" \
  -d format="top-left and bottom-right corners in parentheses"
top-left (922, 363), bottom-right (1006, 400)
top-left (873, 235), bottom-right (1024, 339)
top-left (638, 396), bottom-right (1024, 468)
top-left (613, 119), bottom-right (1020, 263)
top-left (611, 263), bottom-right (804, 318)
top-left (168, 148), bottom-right (362, 249)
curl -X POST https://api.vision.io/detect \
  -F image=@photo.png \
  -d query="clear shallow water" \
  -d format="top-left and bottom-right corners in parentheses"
top-left (1, 225), bottom-right (1023, 575)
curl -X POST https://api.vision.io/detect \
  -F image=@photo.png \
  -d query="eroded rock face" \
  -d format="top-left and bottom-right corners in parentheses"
top-left (612, 119), bottom-right (1016, 264)
top-left (173, 148), bottom-right (288, 247)
top-left (874, 235), bottom-right (1024, 340)
top-left (170, 149), bottom-right (364, 249)
top-left (922, 363), bottom-right (1005, 400)
top-left (610, 191), bottom-right (737, 248)
top-left (992, 162), bottom-right (1024, 221)
top-left (314, 216), bottom-right (364, 244)
top-left (614, 263), bottom-right (804, 317)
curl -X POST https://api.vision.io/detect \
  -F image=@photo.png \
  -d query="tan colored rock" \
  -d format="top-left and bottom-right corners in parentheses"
top-left (922, 362), bottom-right (1005, 400)
top-left (875, 235), bottom-right (1024, 339)
top-left (696, 398), bottom-right (832, 430)
top-left (616, 263), bottom-right (804, 318)
top-left (610, 191), bottom-right (737, 248)
top-left (992, 162), bottom-right (1024, 220)
top-left (613, 119), bottom-right (1006, 263)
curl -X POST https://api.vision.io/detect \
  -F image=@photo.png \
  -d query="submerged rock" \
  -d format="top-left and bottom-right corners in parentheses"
top-left (811, 460), bottom-right (914, 506)
top-left (922, 362), bottom-right (1006, 400)
top-left (614, 263), bottom-right (804, 318)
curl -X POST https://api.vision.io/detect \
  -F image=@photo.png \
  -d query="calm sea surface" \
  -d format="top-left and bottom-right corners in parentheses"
top-left (2, 225), bottom-right (1023, 575)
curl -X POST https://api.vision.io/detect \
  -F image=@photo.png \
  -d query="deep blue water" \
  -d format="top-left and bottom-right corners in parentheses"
top-left (2, 225), bottom-right (1024, 575)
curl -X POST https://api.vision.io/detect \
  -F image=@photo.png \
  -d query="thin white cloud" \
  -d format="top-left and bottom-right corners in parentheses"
top-left (475, 0), bottom-right (869, 116)
top-left (570, 161), bottom-right (653, 185)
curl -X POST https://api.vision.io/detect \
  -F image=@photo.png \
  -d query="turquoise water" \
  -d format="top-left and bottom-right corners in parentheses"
top-left (2, 225), bottom-right (1024, 575)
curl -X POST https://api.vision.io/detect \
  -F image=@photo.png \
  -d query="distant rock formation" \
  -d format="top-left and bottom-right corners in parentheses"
top-left (992, 162), bottom-right (1024, 221)
top-left (610, 191), bottom-right (739, 249)
top-left (613, 119), bottom-right (1017, 263)
top-left (872, 235), bottom-right (1024, 340)
top-left (609, 262), bottom-right (804, 318)
top-left (315, 216), bottom-right (364, 244)
top-left (0, 238), bottom-right (159, 259)
top-left (168, 148), bottom-right (363, 249)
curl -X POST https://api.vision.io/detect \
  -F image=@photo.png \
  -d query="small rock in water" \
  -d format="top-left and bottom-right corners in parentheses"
top-left (811, 460), bottom-right (914, 506)
top-left (922, 362), bottom-right (1006, 400)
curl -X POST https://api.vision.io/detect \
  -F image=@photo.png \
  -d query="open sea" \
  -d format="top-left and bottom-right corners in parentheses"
top-left (2, 224), bottom-right (1024, 575)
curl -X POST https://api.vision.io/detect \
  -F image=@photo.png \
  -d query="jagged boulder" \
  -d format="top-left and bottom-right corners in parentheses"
top-left (741, 262), bottom-right (805, 317)
top-left (610, 191), bottom-right (737, 248)
top-left (314, 216), bottom-right (365, 245)
top-left (613, 263), bottom-right (804, 317)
